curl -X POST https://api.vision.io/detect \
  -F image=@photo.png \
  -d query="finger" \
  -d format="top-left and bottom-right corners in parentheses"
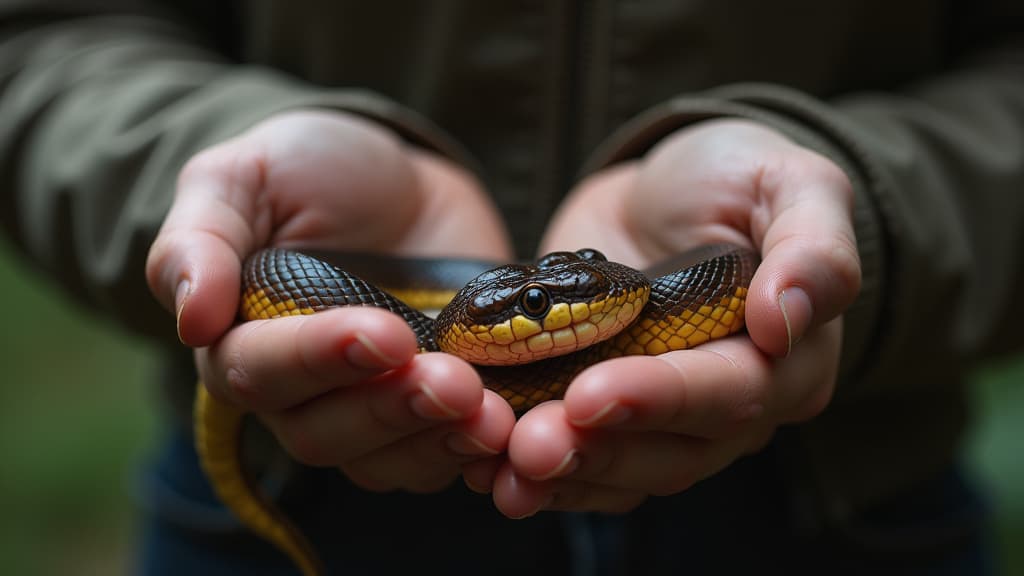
top-left (492, 462), bottom-right (648, 518)
top-left (505, 401), bottom-right (584, 481)
top-left (561, 340), bottom-right (772, 438)
top-left (564, 429), bottom-right (766, 497)
top-left (491, 460), bottom-right (554, 519)
top-left (565, 327), bottom-right (839, 436)
top-left (262, 352), bottom-right (485, 468)
top-left (341, 390), bottom-right (514, 493)
top-left (744, 154), bottom-right (861, 357)
top-left (146, 139), bottom-right (269, 346)
top-left (511, 388), bottom-right (770, 498)
top-left (445, 390), bottom-right (516, 458)
top-left (461, 456), bottom-right (504, 494)
top-left (198, 307), bottom-right (418, 411)
top-left (342, 439), bottom-right (461, 494)
top-left (768, 318), bottom-right (842, 423)
top-left (507, 399), bottom-right (715, 495)
top-left (562, 431), bottom-right (712, 496)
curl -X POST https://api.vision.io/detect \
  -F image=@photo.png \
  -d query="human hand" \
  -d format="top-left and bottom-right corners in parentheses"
top-left (475, 119), bottom-right (860, 517)
top-left (146, 110), bottom-right (515, 492)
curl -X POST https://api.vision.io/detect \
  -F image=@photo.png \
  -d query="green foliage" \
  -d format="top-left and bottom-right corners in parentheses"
top-left (965, 359), bottom-right (1024, 574)
top-left (0, 244), bottom-right (158, 576)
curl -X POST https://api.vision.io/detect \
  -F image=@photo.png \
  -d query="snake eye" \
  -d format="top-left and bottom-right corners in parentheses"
top-left (519, 284), bottom-right (551, 319)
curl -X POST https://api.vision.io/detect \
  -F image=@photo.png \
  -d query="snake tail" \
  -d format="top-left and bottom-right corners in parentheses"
top-left (194, 385), bottom-right (324, 576)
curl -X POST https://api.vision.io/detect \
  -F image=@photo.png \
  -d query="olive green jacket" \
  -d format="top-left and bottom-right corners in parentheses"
top-left (2, 1), bottom-right (1023, 523)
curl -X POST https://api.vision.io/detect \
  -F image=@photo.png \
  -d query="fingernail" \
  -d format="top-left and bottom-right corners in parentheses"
top-left (345, 332), bottom-right (401, 369)
top-left (778, 287), bottom-right (813, 357)
top-left (570, 401), bottom-right (631, 427)
top-left (175, 279), bottom-right (191, 345)
top-left (446, 433), bottom-right (499, 456)
top-left (410, 382), bottom-right (462, 420)
top-left (535, 449), bottom-right (580, 481)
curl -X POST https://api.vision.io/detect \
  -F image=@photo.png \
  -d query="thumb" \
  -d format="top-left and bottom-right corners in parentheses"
top-left (744, 163), bottom-right (861, 358)
top-left (145, 141), bottom-right (268, 346)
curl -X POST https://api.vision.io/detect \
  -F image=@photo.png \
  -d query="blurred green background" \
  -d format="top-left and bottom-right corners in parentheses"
top-left (0, 240), bottom-right (1021, 575)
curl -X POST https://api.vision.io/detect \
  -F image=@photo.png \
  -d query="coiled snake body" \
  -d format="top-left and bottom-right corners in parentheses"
top-left (195, 245), bottom-right (756, 575)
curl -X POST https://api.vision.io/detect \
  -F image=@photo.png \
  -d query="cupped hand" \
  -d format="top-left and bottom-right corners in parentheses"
top-left (146, 110), bottom-right (515, 492)
top-left (476, 118), bottom-right (861, 517)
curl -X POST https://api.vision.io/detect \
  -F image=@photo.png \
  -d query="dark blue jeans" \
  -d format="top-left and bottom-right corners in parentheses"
top-left (136, 427), bottom-right (994, 575)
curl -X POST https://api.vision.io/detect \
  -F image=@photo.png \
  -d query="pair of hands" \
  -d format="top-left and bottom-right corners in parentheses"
top-left (146, 110), bottom-right (860, 519)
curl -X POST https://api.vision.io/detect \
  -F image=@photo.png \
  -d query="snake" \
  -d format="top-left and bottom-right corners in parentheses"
top-left (194, 245), bottom-right (757, 575)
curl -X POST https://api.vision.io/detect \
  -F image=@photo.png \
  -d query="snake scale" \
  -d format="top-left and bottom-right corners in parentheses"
top-left (194, 245), bottom-right (756, 575)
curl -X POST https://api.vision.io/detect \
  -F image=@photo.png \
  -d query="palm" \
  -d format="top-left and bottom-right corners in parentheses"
top-left (226, 111), bottom-right (510, 260)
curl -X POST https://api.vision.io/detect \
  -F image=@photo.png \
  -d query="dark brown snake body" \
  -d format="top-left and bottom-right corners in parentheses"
top-left (194, 245), bottom-right (757, 575)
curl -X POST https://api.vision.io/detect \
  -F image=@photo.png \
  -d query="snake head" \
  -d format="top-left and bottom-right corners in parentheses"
top-left (435, 249), bottom-right (650, 366)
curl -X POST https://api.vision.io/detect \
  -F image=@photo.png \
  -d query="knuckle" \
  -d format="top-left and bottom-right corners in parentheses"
top-left (215, 322), bottom-right (295, 413)
top-left (816, 157), bottom-right (853, 201)
top-left (218, 330), bottom-right (271, 408)
top-left (710, 401), bottom-right (767, 440)
top-left (795, 234), bottom-right (861, 310)
top-left (224, 363), bottom-right (264, 405)
top-left (796, 149), bottom-right (853, 201)
top-left (825, 236), bottom-right (863, 304)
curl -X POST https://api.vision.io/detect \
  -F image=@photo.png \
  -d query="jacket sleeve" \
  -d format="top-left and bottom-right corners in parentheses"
top-left (0, 5), bottom-right (472, 345)
top-left (585, 36), bottom-right (1024, 404)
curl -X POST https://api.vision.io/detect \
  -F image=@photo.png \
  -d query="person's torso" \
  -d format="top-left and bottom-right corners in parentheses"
top-left (173, 0), bottom-right (958, 256)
